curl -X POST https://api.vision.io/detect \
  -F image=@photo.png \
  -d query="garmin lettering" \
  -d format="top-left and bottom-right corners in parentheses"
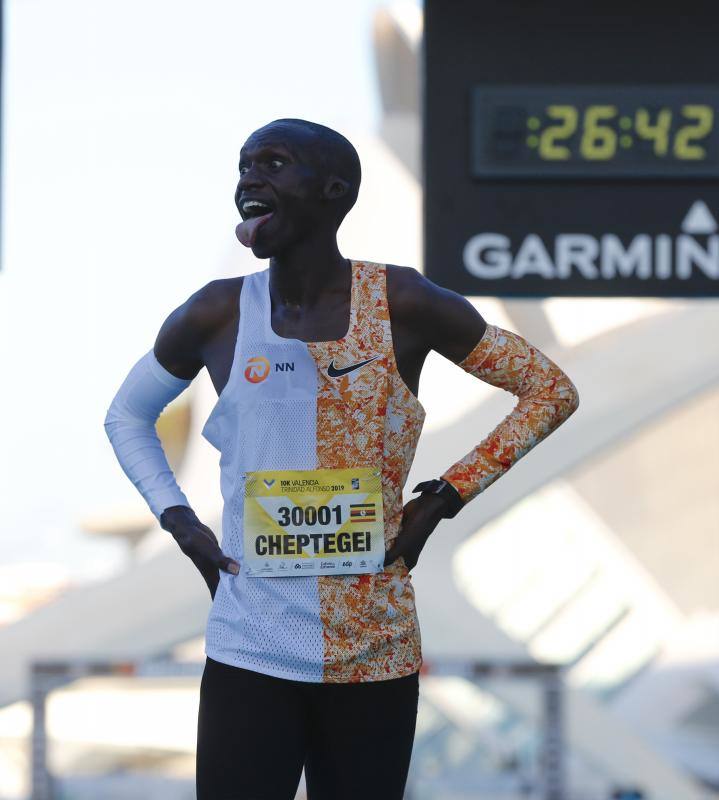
top-left (463, 203), bottom-right (719, 282)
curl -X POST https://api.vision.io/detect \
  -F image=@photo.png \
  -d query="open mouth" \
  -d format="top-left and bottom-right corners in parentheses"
top-left (237, 198), bottom-right (276, 248)
top-left (240, 199), bottom-right (275, 220)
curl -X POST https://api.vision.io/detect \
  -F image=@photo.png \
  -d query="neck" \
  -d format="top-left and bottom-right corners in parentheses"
top-left (269, 231), bottom-right (349, 307)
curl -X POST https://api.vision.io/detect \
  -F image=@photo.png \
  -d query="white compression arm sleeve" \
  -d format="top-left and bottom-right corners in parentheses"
top-left (104, 349), bottom-right (192, 521)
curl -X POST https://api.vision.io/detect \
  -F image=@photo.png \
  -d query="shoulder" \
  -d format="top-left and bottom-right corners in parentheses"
top-left (385, 263), bottom-right (468, 313)
top-left (385, 264), bottom-right (487, 362)
top-left (387, 264), bottom-right (481, 332)
top-left (384, 263), bottom-right (438, 322)
top-left (154, 277), bottom-right (244, 377)
top-left (183, 276), bottom-right (244, 336)
top-left (385, 262), bottom-right (424, 298)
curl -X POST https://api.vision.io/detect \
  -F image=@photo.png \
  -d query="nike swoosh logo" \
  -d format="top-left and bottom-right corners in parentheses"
top-left (327, 355), bottom-right (380, 378)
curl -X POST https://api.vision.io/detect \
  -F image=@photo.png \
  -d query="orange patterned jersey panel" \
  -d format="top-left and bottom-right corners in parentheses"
top-left (310, 261), bottom-right (425, 682)
top-left (441, 324), bottom-right (580, 504)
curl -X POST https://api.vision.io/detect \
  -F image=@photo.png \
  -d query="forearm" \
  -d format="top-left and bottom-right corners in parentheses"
top-left (441, 324), bottom-right (580, 504)
top-left (104, 350), bottom-right (192, 521)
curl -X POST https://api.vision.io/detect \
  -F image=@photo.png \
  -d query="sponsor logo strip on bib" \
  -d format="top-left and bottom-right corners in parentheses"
top-left (243, 467), bottom-right (385, 576)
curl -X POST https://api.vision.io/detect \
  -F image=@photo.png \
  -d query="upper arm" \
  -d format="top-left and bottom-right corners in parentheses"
top-left (387, 265), bottom-right (487, 364)
top-left (153, 279), bottom-right (239, 380)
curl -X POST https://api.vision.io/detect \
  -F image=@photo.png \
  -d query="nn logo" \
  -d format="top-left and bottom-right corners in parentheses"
top-left (244, 357), bottom-right (296, 383)
top-left (244, 356), bottom-right (270, 383)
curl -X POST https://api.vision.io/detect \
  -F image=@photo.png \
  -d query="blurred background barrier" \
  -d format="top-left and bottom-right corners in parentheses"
top-left (26, 659), bottom-right (565, 800)
top-left (1, 1), bottom-right (717, 799)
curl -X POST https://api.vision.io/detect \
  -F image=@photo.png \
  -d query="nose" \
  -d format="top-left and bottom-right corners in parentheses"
top-left (238, 164), bottom-right (265, 191)
top-left (235, 166), bottom-right (265, 211)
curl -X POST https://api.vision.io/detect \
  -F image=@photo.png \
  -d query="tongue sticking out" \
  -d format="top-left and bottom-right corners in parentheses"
top-left (236, 212), bottom-right (274, 248)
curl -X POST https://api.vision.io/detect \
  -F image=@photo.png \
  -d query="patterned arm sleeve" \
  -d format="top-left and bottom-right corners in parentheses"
top-left (440, 324), bottom-right (580, 505)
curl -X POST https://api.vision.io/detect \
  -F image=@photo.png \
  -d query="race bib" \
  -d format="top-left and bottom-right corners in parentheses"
top-left (243, 467), bottom-right (385, 576)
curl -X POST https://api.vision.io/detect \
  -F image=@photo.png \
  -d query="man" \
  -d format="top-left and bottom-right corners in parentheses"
top-left (104, 118), bottom-right (579, 800)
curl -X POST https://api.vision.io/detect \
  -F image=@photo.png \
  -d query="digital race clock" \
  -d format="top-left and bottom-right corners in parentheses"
top-left (471, 85), bottom-right (719, 178)
top-left (425, 0), bottom-right (719, 297)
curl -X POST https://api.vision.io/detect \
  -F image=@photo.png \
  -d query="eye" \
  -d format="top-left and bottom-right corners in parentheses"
top-left (239, 165), bottom-right (248, 176)
top-left (269, 158), bottom-right (284, 170)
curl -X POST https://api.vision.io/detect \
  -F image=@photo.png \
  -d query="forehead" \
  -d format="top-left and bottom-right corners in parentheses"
top-left (240, 125), bottom-right (315, 161)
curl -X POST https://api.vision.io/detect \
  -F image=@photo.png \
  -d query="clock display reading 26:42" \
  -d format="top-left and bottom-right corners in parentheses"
top-left (471, 85), bottom-right (719, 178)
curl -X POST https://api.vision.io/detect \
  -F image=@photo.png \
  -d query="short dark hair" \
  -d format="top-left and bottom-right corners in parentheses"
top-left (261, 118), bottom-right (361, 224)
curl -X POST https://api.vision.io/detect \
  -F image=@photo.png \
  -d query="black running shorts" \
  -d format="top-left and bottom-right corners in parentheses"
top-left (196, 656), bottom-right (420, 800)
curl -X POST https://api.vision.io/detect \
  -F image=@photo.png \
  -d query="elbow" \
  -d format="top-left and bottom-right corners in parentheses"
top-left (103, 399), bottom-right (136, 442)
top-left (103, 398), bottom-right (122, 435)
top-left (103, 407), bottom-right (121, 444)
top-left (103, 398), bottom-right (157, 445)
top-left (561, 379), bottom-right (580, 419)
top-left (544, 375), bottom-right (579, 425)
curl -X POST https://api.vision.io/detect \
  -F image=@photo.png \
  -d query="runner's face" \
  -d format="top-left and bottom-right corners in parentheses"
top-left (235, 127), bottom-right (328, 258)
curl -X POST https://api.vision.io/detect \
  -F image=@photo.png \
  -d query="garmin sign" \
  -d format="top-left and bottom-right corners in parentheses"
top-left (463, 202), bottom-right (719, 282)
top-left (424, 0), bottom-right (719, 298)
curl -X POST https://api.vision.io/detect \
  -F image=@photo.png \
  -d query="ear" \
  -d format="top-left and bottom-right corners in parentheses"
top-left (322, 175), bottom-right (350, 201)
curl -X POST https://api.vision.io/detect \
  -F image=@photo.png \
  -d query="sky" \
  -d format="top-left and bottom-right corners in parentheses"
top-left (0, 0), bottom-right (399, 577)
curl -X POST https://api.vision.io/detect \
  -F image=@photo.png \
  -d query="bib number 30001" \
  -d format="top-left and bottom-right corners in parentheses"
top-left (243, 467), bottom-right (386, 576)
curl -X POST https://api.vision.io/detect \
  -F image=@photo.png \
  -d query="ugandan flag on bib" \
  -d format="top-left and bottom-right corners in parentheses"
top-left (350, 502), bottom-right (377, 523)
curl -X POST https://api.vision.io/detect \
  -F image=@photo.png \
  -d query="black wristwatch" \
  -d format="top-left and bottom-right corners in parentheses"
top-left (412, 478), bottom-right (464, 519)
